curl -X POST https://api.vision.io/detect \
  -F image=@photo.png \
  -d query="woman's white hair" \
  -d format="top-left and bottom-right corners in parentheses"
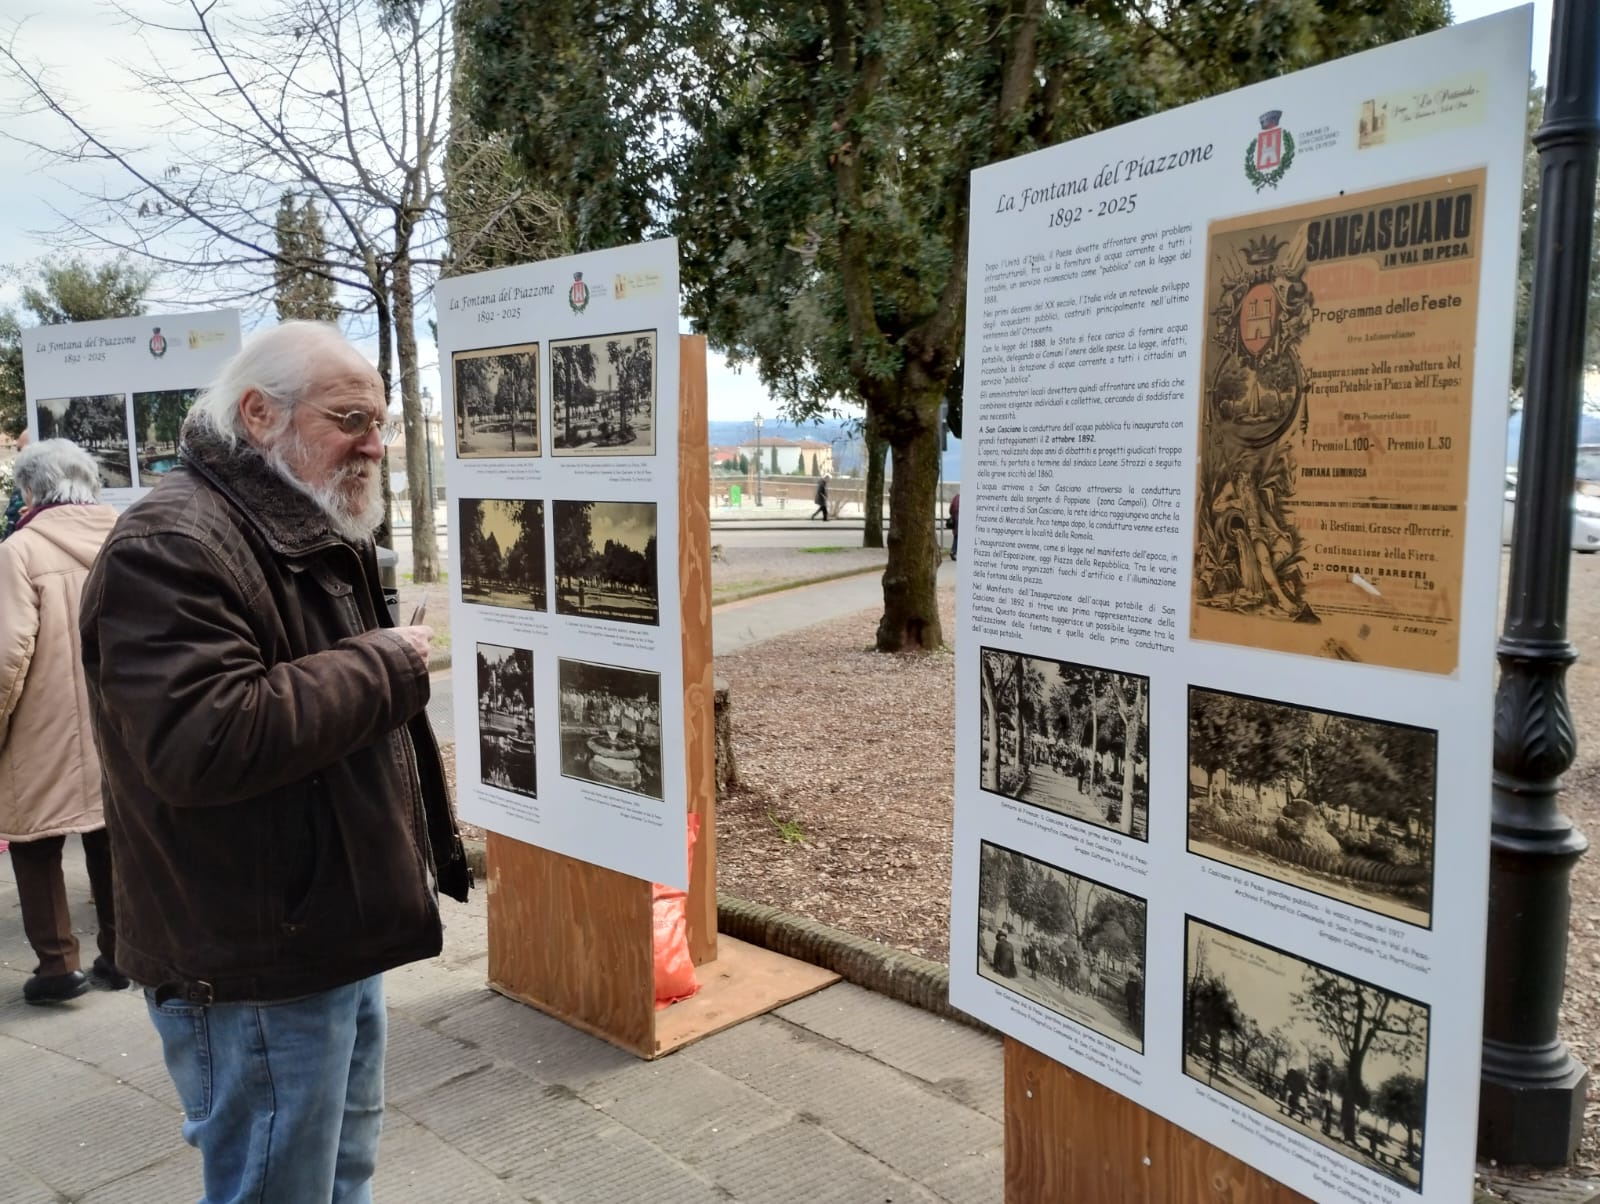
top-left (188, 320), bottom-right (354, 447)
top-left (15, 438), bottom-right (101, 504)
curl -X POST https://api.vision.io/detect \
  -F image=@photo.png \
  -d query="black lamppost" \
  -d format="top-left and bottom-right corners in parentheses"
top-left (754, 412), bottom-right (764, 507)
top-left (1479, 0), bottom-right (1599, 1165)
top-left (421, 386), bottom-right (438, 509)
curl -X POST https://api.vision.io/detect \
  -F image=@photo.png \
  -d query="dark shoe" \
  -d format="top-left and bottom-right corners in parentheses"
top-left (90, 956), bottom-right (130, 991)
top-left (23, 970), bottom-right (90, 1005)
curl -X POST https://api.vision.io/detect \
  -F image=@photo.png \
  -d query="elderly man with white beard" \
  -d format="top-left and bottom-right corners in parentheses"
top-left (79, 321), bottom-right (471, 1204)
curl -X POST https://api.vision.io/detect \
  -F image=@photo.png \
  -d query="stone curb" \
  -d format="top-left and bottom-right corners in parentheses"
top-left (464, 837), bottom-right (487, 881)
top-left (455, 838), bottom-right (987, 1033)
top-left (712, 563), bottom-right (884, 608)
top-left (716, 895), bottom-right (996, 1035)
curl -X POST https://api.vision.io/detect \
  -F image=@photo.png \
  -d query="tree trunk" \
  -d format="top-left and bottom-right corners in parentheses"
top-left (393, 246), bottom-right (439, 583)
top-left (373, 282), bottom-right (395, 553)
top-left (981, 659), bottom-right (1000, 792)
top-left (875, 421), bottom-right (943, 651)
top-left (863, 423), bottom-right (887, 549)
top-left (1118, 682), bottom-right (1143, 835)
top-left (1341, 1049), bottom-right (1366, 1144)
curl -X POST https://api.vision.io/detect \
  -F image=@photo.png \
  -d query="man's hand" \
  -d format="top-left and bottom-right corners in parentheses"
top-left (386, 625), bottom-right (433, 666)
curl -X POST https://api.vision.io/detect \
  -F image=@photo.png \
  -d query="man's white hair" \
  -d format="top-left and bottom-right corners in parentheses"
top-left (188, 320), bottom-right (355, 447)
top-left (15, 438), bottom-right (101, 504)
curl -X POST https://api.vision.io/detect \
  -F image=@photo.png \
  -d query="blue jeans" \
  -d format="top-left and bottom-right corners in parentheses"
top-left (146, 975), bottom-right (387, 1204)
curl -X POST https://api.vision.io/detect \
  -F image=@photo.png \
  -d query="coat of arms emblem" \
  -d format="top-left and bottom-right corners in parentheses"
top-left (1193, 232), bottom-right (1317, 624)
top-left (148, 326), bottom-right (168, 358)
top-left (568, 272), bottom-right (590, 315)
top-left (1245, 111), bottom-right (1295, 192)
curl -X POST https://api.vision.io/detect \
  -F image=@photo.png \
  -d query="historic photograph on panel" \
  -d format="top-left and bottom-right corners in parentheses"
top-left (550, 329), bottom-right (656, 456)
top-left (36, 395), bottom-right (132, 488)
top-left (1187, 687), bottom-right (1436, 927)
top-left (557, 658), bottom-right (663, 800)
top-left (131, 389), bottom-right (197, 482)
top-left (977, 841), bottom-right (1147, 1053)
top-left (459, 498), bottom-right (547, 612)
top-left (979, 647), bottom-right (1149, 840)
top-left (1184, 918), bottom-right (1430, 1191)
top-left (453, 342), bottom-right (540, 458)
top-left (477, 643), bottom-right (535, 798)
top-left (552, 500), bottom-right (659, 626)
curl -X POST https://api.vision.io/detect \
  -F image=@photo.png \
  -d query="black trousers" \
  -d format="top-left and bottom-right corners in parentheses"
top-left (8, 829), bottom-right (115, 976)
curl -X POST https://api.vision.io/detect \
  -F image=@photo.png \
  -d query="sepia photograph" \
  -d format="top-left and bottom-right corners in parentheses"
top-left (453, 342), bottom-right (540, 458)
top-left (36, 395), bottom-right (133, 488)
top-left (460, 498), bottom-right (546, 612)
top-left (977, 841), bottom-right (1147, 1053)
top-left (1184, 918), bottom-right (1430, 1191)
top-left (550, 329), bottom-right (656, 456)
top-left (553, 500), bottom-right (659, 626)
top-left (979, 647), bottom-right (1149, 840)
top-left (1187, 687), bottom-right (1436, 927)
top-left (131, 388), bottom-right (198, 482)
top-left (477, 643), bottom-right (536, 798)
top-left (557, 658), bottom-right (663, 800)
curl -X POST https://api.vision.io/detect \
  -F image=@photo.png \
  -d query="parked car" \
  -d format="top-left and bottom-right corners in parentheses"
top-left (1503, 475), bottom-right (1600, 552)
top-left (1578, 444), bottom-right (1600, 496)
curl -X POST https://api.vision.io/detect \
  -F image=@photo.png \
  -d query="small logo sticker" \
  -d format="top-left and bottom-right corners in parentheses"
top-left (1244, 110), bottom-right (1295, 192)
top-left (148, 327), bottom-right (168, 358)
top-left (187, 329), bottom-right (229, 351)
top-left (568, 272), bottom-right (590, 315)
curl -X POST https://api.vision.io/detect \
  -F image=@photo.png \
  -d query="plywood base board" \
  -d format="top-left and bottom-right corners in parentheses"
top-left (487, 937), bottom-right (838, 1061)
top-left (653, 936), bottom-right (839, 1057)
top-left (1005, 1038), bottom-right (1311, 1204)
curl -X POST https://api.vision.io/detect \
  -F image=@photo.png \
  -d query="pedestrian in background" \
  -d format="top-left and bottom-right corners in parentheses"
top-left (0, 438), bottom-right (123, 1004)
top-left (1, 429), bottom-right (32, 541)
top-left (812, 474), bottom-right (830, 521)
top-left (81, 321), bottom-right (471, 1204)
top-left (948, 490), bottom-right (960, 560)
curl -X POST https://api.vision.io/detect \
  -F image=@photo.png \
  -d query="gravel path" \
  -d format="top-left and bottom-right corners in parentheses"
top-left (710, 544), bottom-right (887, 601)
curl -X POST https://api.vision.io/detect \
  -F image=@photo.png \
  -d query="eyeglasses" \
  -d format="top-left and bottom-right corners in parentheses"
top-left (306, 404), bottom-right (401, 444)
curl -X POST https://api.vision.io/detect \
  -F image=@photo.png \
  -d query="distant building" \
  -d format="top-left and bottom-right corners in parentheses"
top-left (731, 436), bottom-right (833, 476)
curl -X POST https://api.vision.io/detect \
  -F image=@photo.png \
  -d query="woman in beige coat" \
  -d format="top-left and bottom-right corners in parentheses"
top-left (0, 439), bottom-right (123, 1003)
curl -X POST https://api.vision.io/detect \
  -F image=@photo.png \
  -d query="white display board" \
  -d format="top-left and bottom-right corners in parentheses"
top-left (22, 311), bottom-right (242, 507)
top-left (437, 239), bottom-right (687, 888)
top-left (950, 13), bottom-right (1528, 1202)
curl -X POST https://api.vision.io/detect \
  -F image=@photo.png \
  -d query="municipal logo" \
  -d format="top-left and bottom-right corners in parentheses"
top-left (148, 327), bottom-right (168, 358)
top-left (1244, 110), bottom-right (1295, 192)
top-left (568, 272), bottom-right (590, 315)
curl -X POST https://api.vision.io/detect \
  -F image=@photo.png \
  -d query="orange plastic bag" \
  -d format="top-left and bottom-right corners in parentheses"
top-left (652, 814), bottom-right (701, 1009)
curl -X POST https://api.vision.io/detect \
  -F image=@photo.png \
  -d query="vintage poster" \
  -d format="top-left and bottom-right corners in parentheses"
top-left (437, 239), bottom-right (688, 888)
top-left (1191, 174), bottom-right (1484, 674)
top-left (950, 11), bottom-right (1528, 1204)
top-left (21, 310), bottom-right (242, 507)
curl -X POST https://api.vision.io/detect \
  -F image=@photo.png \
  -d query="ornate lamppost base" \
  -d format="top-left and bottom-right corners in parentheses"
top-left (1478, 1042), bottom-right (1588, 1166)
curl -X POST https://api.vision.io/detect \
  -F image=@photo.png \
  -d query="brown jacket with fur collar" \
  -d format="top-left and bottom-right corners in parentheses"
top-left (79, 422), bottom-right (470, 1003)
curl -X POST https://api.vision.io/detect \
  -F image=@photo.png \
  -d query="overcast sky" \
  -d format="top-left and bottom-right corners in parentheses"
top-left (0, 1), bottom-right (1549, 424)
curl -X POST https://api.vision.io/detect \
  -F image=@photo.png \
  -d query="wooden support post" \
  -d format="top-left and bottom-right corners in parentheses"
top-left (1005, 1038), bottom-right (1311, 1204)
top-left (678, 335), bottom-right (717, 966)
top-left (485, 334), bottom-right (837, 1059)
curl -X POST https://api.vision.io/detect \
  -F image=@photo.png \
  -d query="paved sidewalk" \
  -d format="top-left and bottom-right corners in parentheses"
top-left (0, 841), bottom-right (1002, 1203)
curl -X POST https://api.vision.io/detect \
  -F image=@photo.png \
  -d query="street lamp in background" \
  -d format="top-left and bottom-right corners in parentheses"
top-left (754, 412), bottom-right (764, 507)
top-left (420, 386), bottom-right (439, 508)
